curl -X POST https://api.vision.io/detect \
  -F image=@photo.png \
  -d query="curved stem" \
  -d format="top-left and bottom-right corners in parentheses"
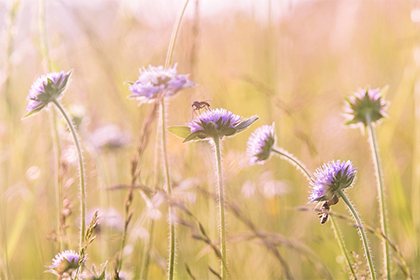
top-left (272, 147), bottom-right (311, 180)
top-left (52, 99), bottom-right (86, 249)
top-left (338, 189), bottom-right (376, 280)
top-left (213, 136), bottom-right (227, 280)
top-left (272, 148), bottom-right (357, 278)
top-left (330, 216), bottom-right (357, 280)
top-left (366, 114), bottom-right (390, 280)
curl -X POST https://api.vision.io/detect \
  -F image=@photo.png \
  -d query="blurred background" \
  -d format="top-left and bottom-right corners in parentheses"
top-left (1, 0), bottom-right (420, 279)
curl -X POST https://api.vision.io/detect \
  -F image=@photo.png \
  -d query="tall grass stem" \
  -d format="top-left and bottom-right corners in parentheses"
top-left (338, 189), bottom-right (376, 280)
top-left (330, 216), bottom-right (357, 280)
top-left (162, 1), bottom-right (190, 278)
top-left (39, 0), bottom-right (63, 251)
top-left (52, 99), bottom-right (86, 250)
top-left (213, 136), bottom-right (227, 280)
top-left (366, 114), bottom-right (390, 280)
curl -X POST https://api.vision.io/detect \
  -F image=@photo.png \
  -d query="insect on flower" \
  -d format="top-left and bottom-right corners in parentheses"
top-left (317, 195), bottom-right (339, 224)
top-left (191, 100), bottom-right (211, 119)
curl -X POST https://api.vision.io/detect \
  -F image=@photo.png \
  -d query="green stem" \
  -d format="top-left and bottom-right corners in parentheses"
top-left (162, 1), bottom-right (190, 278)
top-left (330, 216), bottom-right (357, 280)
top-left (39, 0), bottom-right (63, 252)
top-left (52, 99), bottom-right (86, 250)
top-left (272, 148), bottom-right (311, 180)
top-left (140, 219), bottom-right (155, 280)
top-left (165, 0), bottom-right (190, 69)
top-left (160, 99), bottom-right (176, 280)
top-left (213, 136), bottom-right (227, 280)
top-left (338, 189), bottom-right (376, 280)
top-left (272, 147), bottom-right (357, 278)
top-left (366, 114), bottom-right (390, 280)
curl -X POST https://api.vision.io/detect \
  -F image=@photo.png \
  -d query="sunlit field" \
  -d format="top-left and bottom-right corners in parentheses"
top-left (1, 0), bottom-right (420, 279)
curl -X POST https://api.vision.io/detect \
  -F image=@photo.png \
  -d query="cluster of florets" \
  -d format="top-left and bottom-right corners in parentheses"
top-left (344, 86), bottom-right (388, 128)
top-left (128, 64), bottom-right (195, 104)
top-left (25, 70), bottom-right (72, 117)
top-left (309, 160), bottom-right (357, 202)
top-left (246, 124), bottom-right (276, 165)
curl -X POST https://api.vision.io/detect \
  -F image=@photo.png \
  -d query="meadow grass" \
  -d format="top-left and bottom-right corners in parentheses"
top-left (1, 0), bottom-right (419, 279)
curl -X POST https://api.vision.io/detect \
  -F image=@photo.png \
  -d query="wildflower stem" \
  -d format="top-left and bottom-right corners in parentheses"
top-left (271, 148), bottom-right (311, 180)
top-left (162, 1), bottom-right (190, 278)
top-left (39, 0), bottom-right (63, 251)
top-left (271, 149), bottom-right (356, 277)
top-left (160, 99), bottom-right (176, 280)
top-left (366, 114), bottom-right (391, 280)
top-left (52, 99), bottom-right (86, 250)
top-left (213, 136), bottom-right (228, 280)
top-left (330, 215), bottom-right (357, 280)
top-left (338, 189), bottom-right (376, 280)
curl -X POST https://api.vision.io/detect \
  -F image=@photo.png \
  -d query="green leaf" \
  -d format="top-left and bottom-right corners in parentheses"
top-left (22, 109), bottom-right (42, 119)
top-left (183, 131), bottom-right (202, 143)
top-left (235, 115), bottom-right (259, 131)
top-left (167, 126), bottom-right (192, 139)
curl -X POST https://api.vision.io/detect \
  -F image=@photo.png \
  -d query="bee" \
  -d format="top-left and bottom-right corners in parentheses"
top-left (191, 100), bottom-right (211, 118)
top-left (191, 100), bottom-right (211, 112)
top-left (318, 195), bottom-right (339, 224)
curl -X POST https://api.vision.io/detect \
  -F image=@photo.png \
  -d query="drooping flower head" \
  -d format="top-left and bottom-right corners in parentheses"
top-left (344, 86), bottom-right (389, 127)
top-left (309, 160), bottom-right (357, 202)
top-left (25, 70), bottom-right (72, 117)
top-left (47, 250), bottom-right (84, 276)
top-left (247, 124), bottom-right (276, 165)
top-left (128, 64), bottom-right (195, 104)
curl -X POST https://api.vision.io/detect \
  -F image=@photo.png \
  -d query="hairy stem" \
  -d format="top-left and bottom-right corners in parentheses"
top-left (52, 99), bottom-right (86, 249)
top-left (162, 1), bottom-right (190, 278)
top-left (272, 147), bottom-right (356, 277)
top-left (213, 136), bottom-right (227, 280)
top-left (330, 216), bottom-right (357, 280)
top-left (338, 189), bottom-right (376, 280)
top-left (272, 148), bottom-right (311, 180)
top-left (366, 114), bottom-right (390, 280)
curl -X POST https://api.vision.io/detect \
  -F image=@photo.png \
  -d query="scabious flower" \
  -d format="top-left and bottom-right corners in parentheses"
top-left (247, 124), bottom-right (276, 165)
top-left (309, 160), bottom-right (357, 202)
top-left (25, 70), bottom-right (72, 117)
top-left (128, 64), bottom-right (195, 104)
top-left (184, 108), bottom-right (258, 141)
top-left (344, 86), bottom-right (389, 127)
top-left (48, 250), bottom-right (84, 276)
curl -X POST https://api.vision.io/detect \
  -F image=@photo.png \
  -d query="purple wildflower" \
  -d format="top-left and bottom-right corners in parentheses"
top-left (344, 86), bottom-right (389, 127)
top-left (128, 64), bottom-right (195, 104)
top-left (309, 160), bottom-right (357, 202)
top-left (247, 124), bottom-right (276, 165)
top-left (48, 250), bottom-right (83, 275)
top-left (25, 70), bottom-right (72, 117)
top-left (187, 108), bottom-right (242, 139)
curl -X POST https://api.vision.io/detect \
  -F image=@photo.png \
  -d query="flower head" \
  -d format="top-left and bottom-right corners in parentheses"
top-left (48, 250), bottom-right (84, 276)
top-left (185, 108), bottom-right (258, 141)
top-left (25, 70), bottom-right (72, 118)
top-left (128, 64), bottom-right (195, 104)
top-left (247, 124), bottom-right (276, 165)
top-left (344, 86), bottom-right (389, 127)
top-left (309, 160), bottom-right (357, 202)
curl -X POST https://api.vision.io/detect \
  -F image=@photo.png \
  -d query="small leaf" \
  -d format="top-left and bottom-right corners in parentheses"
top-left (183, 131), bottom-right (202, 143)
top-left (22, 109), bottom-right (42, 119)
top-left (235, 115), bottom-right (259, 131)
top-left (167, 126), bottom-right (192, 139)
